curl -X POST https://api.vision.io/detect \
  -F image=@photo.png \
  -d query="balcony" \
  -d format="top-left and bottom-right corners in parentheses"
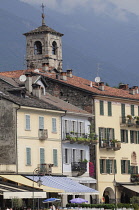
top-left (131, 174), bottom-right (139, 183)
top-left (71, 161), bottom-right (87, 177)
top-left (99, 139), bottom-right (121, 151)
top-left (63, 132), bottom-right (98, 145)
top-left (120, 116), bottom-right (139, 128)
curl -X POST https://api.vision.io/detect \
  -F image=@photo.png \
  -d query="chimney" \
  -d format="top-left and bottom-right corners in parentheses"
top-left (60, 72), bottom-right (67, 81)
top-left (98, 82), bottom-right (104, 91)
top-left (119, 84), bottom-right (129, 90)
top-left (42, 63), bottom-right (49, 71)
top-left (67, 69), bottom-right (73, 78)
top-left (25, 74), bottom-right (32, 93)
top-left (32, 84), bottom-right (41, 98)
top-left (129, 86), bottom-right (138, 95)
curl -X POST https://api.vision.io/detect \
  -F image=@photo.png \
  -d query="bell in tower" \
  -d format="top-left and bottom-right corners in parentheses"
top-left (23, 4), bottom-right (63, 72)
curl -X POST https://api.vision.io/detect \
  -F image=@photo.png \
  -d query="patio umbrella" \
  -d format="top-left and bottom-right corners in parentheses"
top-left (42, 198), bottom-right (61, 203)
top-left (70, 198), bottom-right (88, 204)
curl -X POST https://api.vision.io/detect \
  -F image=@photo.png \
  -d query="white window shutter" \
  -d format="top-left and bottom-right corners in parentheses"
top-left (39, 116), bottom-right (44, 130)
top-left (26, 115), bottom-right (30, 130)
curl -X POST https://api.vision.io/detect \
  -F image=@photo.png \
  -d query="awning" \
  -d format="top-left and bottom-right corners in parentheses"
top-left (70, 176), bottom-right (97, 184)
top-left (3, 191), bottom-right (46, 199)
top-left (123, 185), bottom-right (139, 193)
top-left (26, 176), bottom-right (99, 195)
top-left (0, 175), bottom-right (64, 193)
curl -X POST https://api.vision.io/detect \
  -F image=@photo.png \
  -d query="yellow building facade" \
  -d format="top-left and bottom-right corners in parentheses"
top-left (95, 95), bottom-right (139, 203)
top-left (17, 106), bottom-right (65, 175)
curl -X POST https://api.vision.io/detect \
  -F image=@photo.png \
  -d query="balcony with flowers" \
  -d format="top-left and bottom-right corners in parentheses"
top-left (120, 115), bottom-right (139, 128)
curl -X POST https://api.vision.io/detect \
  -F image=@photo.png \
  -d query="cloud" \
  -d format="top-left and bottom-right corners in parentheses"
top-left (20, 0), bottom-right (139, 20)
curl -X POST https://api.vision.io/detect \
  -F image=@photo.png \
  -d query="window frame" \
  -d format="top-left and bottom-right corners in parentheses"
top-left (39, 116), bottom-right (44, 130)
top-left (100, 100), bottom-right (104, 115)
top-left (53, 149), bottom-right (58, 167)
top-left (52, 118), bottom-right (57, 133)
top-left (25, 114), bottom-right (31, 130)
top-left (108, 101), bottom-right (112, 116)
top-left (26, 147), bottom-right (31, 166)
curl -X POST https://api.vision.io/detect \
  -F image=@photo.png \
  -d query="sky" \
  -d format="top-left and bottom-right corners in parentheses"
top-left (20, 0), bottom-right (139, 19)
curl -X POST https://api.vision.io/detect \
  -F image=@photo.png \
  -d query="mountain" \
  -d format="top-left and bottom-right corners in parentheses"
top-left (0, 0), bottom-right (139, 86)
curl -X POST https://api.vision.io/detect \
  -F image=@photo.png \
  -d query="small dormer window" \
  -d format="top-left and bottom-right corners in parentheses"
top-left (52, 41), bottom-right (57, 55)
top-left (34, 41), bottom-right (42, 55)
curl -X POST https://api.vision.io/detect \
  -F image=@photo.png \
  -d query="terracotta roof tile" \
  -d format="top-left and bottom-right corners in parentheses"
top-left (1, 69), bottom-right (139, 100)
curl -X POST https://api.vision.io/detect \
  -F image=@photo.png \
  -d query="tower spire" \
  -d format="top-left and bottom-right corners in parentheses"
top-left (41, 3), bottom-right (46, 26)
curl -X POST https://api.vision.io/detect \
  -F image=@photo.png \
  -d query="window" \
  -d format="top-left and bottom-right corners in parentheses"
top-left (121, 129), bottom-right (128, 143)
top-left (131, 105), bottom-right (134, 116)
top-left (80, 150), bottom-right (85, 161)
top-left (121, 104), bottom-right (126, 123)
top-left (100, 159), bottom-right (117, 174)
top-left (25, 115), bottom-right (30, 130)
top-left (39, 116), bottom-right (44, 130)
top-left (72, 121), bottom-right (76, 133)
top-left (52, 118), bottom-right (57, 133)
top-left (65, 120), bottom-right (68, 133)
top-left (52, 41), bottom-right (57, 55)
top-left (130, 130), bottom-right (139, 144)
top-left (108, 101), bottom-right (112, 116)
top-left (100, 100), bottom-right (104, 115)
top-left (65, 148), bottom-right (69, 164)
top-left (72, 149), bottom-right (76, 162)
top-left (121, 160), bottom-right (130, 174)
top-left (131, 166), bottom-right (138, 174)
top-left (26, 147), bottom-right (31, 165)
top-left (40, 148), bottom-right (45, 164)
top-left (99, 127), bottom-right (115, 141)
top-left (53, 149), bottom-right (58, 166)
top-left (79, 122), bottom-right (83, 135)
top-left (34, 41), bottom-right (42, 55)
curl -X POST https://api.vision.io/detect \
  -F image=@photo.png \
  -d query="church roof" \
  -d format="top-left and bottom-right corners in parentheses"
top-left (23, 25), bottom-right (64, 37)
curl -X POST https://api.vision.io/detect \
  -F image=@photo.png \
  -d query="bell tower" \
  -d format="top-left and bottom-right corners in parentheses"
top-left (23, 4), bottom-right (63, 72)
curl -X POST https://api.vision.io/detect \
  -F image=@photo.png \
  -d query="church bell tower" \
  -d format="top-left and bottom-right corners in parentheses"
top-left (23, 4), bottom-right (63, 72)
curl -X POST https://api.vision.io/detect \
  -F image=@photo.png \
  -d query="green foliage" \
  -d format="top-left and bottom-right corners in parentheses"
top-left (12, 198), bottom-right (23, 209)
top-left (131, 196), bottom-right (139, 205)
top-left (66, 203), bottom-right (115, 209)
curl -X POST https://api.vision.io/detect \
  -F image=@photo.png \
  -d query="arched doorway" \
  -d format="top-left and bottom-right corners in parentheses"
top-left (103, 187), bottom-right (115, 204)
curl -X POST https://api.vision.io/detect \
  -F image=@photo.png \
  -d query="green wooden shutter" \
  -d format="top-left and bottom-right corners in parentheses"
top-left (107, 128), bottom-right (110, 141)
top-left (121, 104), bottom-right (125, 117)
top-left (126, 130), bottom-right (128, 143)
top-left (128, 160), bottom-right (131, 174)
top-left (108, 102), bottom-right (112, 116)
top-left (121, 160), bottom-right (124, 174)
top-left (39, 116), bottom-right (44, 130)
top-left (100, 159), bottom-right (103, 173)
top-left (112, 129), bottom-right (115, 140)
top-left (137, 132), bottom-right (139, 144)
top-left (130, 166), bottom-right (133, 174)
top-left (52, 118), bottom-right (57, 132)
top-left (100, 100), bottom-right (104, 115)
top-left (26, 148), bottom-right (31, 165)
top-left (131, 105), bottom-right (134, 116)
top-left (105, 128), bottom-right (107, 140)
top-left (130, 131), bottom-right (133, 143)
top-left (106, 159), bottom-right (110, 174)
top-left (40, 148), bottom-right (45, 164)
top-left (99, 128), bottom-right (101, 144)
top-left (25, 115), bottom-right (30, 130)
top-left (114, 160), bottom-right (117, 174)
top-left (53, 149), bottom-right (58, 166)
top-left (121, 130), bottom-right (123, 142)
top-left (136, 166), bottom-right (138, 174)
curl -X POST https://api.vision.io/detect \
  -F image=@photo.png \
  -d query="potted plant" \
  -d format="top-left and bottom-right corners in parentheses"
top-left (136, 116), bottom-right (139, 125)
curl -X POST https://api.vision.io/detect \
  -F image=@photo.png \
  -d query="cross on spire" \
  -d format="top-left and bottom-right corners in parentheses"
top-left (41, 3), bottom-right (46, 26)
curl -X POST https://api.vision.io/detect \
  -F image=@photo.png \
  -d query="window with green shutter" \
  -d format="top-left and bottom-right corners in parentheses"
top-left (114, 160), bottom-right (117, 174)
top-left (121, 159), bottom-right (130, 174)
top-left (100, 159), bottom-right (103, 173)
top-left (131, 105), bottom-right (134, 116)
top-left (121, 160), bottom-right (124, 174)
top-left (25, 115), bottom-right (30, 130)
top-left (128, 160), bottom-right (130, 174)
top-left (121, 104), bottom-right (125, 117)
top-left (39, 116), bottom-right (44, 130)
top-left (26, 147), bottom-right (31, 165)
top-left (100, 100), bottom-right (104, 115)
top-left (53, 149), bottom-right (58, 166)
top-left (52, 118), bottom-right (57, 133)
top-left (40, 148), bottom-right (45, 164)
top-left (108, 101), bottom-right (112, 116)
top-left (121, 130), bottom-right (128, 143)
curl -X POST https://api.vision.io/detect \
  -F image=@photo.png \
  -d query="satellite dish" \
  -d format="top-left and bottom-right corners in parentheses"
top-left (19, 75), bottom-right (27, 82)
top-left (95, 77), bottom-right (100, 83)
top-left (34, 69), bottom-right (40, 73)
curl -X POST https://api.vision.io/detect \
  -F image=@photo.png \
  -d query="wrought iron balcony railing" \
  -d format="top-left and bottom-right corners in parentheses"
top-left (99, 140), bottom-right (121, 151)
top-left (71, 161), bottom-right (87, 176)
top-left (120, 116), bottom-right (139, 128)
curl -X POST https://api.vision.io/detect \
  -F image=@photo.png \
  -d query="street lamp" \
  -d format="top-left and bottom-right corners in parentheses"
top-left (113, 169), bottom-right (116, 210)
top-left (33, 167), bottom-right (42, 210)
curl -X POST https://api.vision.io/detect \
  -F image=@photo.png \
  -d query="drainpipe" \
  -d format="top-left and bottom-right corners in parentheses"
top-left (61, 111), bottom-right (67, 175)
top-left (15, 105), bottom-right (21, 174)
